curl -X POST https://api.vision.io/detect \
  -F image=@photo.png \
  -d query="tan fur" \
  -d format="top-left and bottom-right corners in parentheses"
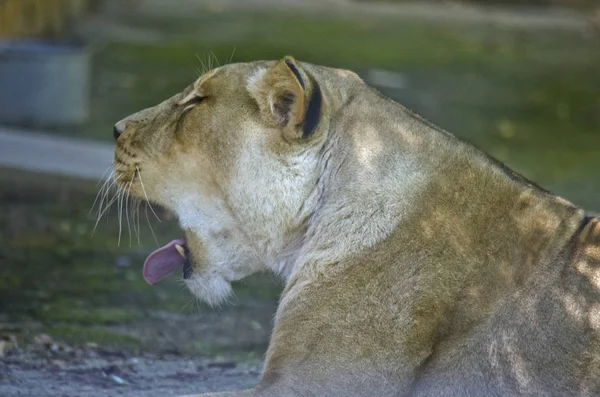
top-left (112, 57), bottom-right (600, 396)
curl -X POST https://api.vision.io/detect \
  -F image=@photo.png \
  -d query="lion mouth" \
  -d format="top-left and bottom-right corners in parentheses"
top-left (143, 239), bottom-right (188, 284)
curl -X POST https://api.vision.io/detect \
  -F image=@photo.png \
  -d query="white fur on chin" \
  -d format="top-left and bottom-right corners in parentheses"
top-left (184, 273), bottom-right (233, 307)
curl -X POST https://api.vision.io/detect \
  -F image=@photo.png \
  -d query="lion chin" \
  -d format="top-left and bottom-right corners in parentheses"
top-left (111, 56), bottom-right (600, 397)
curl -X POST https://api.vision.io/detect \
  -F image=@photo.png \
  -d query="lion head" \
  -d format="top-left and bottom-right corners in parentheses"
top-left (112, 57), bottom-right (362, 305)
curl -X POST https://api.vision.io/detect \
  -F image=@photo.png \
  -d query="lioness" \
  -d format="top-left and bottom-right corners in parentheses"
top-left (112, 57), bottom-right (600, 396)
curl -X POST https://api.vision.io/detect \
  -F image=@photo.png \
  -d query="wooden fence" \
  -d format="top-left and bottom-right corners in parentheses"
top-left (0, 0), bottom-right (90, 39)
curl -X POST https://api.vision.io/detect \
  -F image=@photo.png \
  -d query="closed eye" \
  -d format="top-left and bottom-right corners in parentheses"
top-left (178, 91), bottom-right (206, 109)
top-left (186, 95), bottom-right (205, 106)
top-left (175, 96), bottom-right (203, 131)
top-left (181, 95), bottom-right (205, 113)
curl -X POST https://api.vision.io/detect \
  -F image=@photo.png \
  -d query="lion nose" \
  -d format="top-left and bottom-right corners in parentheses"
top-left (113, 121), bottom-right (127, 141)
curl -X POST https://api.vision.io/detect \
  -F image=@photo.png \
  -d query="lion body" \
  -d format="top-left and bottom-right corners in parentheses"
top-left (113, 58), bottom-right (600, 396)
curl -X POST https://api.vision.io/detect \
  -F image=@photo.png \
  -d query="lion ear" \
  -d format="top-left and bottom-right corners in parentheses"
top-left (248, 56), bottom-right (321, 140)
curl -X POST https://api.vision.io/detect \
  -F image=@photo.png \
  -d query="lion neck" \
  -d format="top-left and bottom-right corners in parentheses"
top-left (284, 91), bottom-right (585, 285)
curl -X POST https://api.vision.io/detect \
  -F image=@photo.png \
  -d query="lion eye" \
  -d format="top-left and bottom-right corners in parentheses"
top-left (186, 96), bottom-right (205, 105)
top-left (181, 95), bottom-right (205, 112)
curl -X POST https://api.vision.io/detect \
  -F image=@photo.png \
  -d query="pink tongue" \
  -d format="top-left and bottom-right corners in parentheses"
top-left (143, 239), bottom-right (186, 284)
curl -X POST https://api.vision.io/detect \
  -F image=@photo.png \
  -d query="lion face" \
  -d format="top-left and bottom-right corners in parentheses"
top-left (112, 57), bottom-right (358, 304)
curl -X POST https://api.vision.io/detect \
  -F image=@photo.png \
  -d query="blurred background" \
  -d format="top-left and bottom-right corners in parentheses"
top-left (0, 0), bottom-right (599, 395)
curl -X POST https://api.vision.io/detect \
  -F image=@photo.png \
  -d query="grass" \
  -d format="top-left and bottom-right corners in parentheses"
top-left (0, 170), bottom-right (280, 355)
top-left (45, 325), bottom-right (144, 350)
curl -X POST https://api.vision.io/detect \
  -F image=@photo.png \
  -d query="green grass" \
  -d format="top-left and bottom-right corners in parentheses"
top-left (0, 171), bottom-right (281, 354)
top-left (37, 302), bottom-right (141, 325)
top-left (46, 325), bottom-right (144, 350)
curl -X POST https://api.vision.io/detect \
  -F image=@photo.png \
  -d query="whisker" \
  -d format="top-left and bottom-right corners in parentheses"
top-left (92, 172), bottom-right (120, 236)
top-left (137, 166), bottom-right (161, 223)
top-left (97, 165), bottom-right (112, 184)
top-left (196, 53), bottom-right (208, 75)
top-left (90, 183), bottom-right (106, 218)
top-left (90, 166), bottom-right (113, 216)
top-left (117, 185), bottom-right (124, 246)
top-left (228, 46), bottom-right (236, 64)
top-left (94, 182), bottom-right (121, 230)
top-left (98, 177), bottom-right (115, 217)
top-left (209, 50), bottom-right (220, 68)
top-left (130, 169), bottom-right (141, 246)
top-left (145, 202), bottom-right (160, 246)
top-left (135, 199), bottom-right (141, 245)
top-left (177, 281), bottom-right (195, 312)
top-left (91, 168), bottom-right (115, 216)
top-left (125, 173), bottom-right (135, 247)
top-left (194, 290), bottom-right (203, 315)
top-left (95, 171), bottom-right (118, 218)
top-left (180, 298), bottom-right (194, 313)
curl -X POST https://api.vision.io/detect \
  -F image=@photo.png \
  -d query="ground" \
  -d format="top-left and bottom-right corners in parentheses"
top-left (0, 170), bottom-right (277, 396)
top-left (1, 0), bottom-right (599, 396)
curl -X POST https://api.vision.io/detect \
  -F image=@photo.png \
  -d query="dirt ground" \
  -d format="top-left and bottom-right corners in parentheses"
top-left (1, 348), bottom-right (260, 397)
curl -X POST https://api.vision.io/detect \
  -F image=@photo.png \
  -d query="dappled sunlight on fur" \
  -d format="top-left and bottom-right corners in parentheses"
top-left (109, 57), bottom-right (600, 396)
